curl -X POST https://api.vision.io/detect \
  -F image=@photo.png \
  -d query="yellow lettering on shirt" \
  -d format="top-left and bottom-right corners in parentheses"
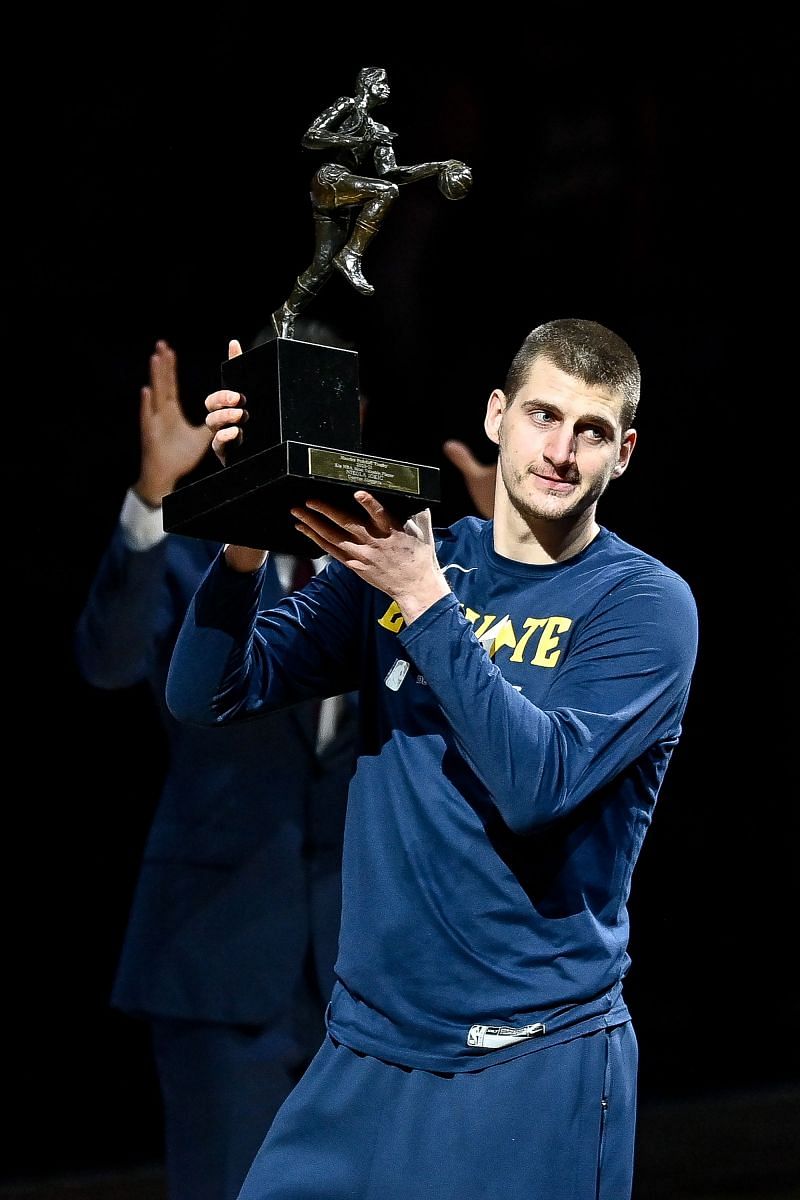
top-left (377, 600), bottom-right (573, 670)
top-left (377, 601), bottom-right (405, 632)
top-left (531, 617), bottom-right (572, 667)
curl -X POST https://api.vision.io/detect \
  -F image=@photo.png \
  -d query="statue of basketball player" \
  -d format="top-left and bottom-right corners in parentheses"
top-left (271, 67), bottom-right (471, 338)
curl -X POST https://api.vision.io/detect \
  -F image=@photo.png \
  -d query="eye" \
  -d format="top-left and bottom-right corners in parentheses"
top-left (580, 426), bottom-right (608, 444)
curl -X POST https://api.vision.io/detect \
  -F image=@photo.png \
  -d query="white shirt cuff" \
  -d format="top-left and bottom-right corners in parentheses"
top-left (120, 488), bottom-right (168, 552)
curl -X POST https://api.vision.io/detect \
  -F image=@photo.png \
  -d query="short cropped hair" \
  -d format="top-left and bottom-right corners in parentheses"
top-left (504, 319), bottom-right (640, 429)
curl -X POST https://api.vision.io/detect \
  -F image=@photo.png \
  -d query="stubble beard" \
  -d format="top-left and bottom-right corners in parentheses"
top-left (500, 457), bottom-right (588, 525)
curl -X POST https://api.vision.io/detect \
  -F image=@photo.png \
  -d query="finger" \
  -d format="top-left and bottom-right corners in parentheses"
top-left (299, 498), bottom-right (364, 535)
top-left (352, 490), bottom-right (398, 533)
top-left (213, 426), bottom-right (242, 446)
top-left (150, 341), bottom-right (178, 411)
top-left (442, 439), bottom-right (479, 474)
top-left (140, 384), bottom-right (154, 421)
top-left (291, 506), bottom-right (380, 571)
top-left (152, 339), bottom-right (175, 363)
top-left (292, 519), bottom-right (334, 556)
top-left (206, 389), bottom-right (245, 414)
top-left (228, 339), bottom-right (243, 360)
top-left (206, 407), bottom-right (246, 433)
top-left (291, 502), bottom-right (358, 541)
top-left (211, 426), bottom-right (243, 461)
top-left (293, 520), bottom-right (371, 576)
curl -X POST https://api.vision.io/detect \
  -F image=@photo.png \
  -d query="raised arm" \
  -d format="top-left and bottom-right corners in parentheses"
top-left (75, 340), bottom-right (212, 687)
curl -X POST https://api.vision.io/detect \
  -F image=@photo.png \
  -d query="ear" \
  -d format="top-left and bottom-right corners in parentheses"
top-left (484, 389), bottom-right (507, 446)
top-left (611, 428), bottom-right (637, 478)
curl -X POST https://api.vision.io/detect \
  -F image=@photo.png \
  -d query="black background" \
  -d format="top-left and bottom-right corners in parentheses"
top-left (9, 12), bottom-right (794, 1182)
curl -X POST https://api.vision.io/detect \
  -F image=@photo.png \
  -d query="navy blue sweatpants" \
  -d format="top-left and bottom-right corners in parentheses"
top-left (236, 1022), bottom-right (638, 1199)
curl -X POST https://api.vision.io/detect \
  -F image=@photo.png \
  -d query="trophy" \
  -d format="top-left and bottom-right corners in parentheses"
top-left (162, 66), bottom-right (472, 554)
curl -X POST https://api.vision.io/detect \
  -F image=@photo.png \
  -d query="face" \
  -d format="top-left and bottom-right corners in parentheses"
top-left (368, 72), bottom-right (390, 103)
top-left (484, 358), bottom-right (636, 526)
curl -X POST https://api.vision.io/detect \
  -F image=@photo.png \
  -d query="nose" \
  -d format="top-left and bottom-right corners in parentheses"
top-left (543, 425), bottom-right (577, 469)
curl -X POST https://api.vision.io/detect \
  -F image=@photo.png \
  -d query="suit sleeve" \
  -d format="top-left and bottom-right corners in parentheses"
top-left (74, 523), bottom-right (178, 689)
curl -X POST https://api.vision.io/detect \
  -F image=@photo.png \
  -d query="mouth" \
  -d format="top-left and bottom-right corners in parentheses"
top-left (531, 472), bottom-right (578, 493)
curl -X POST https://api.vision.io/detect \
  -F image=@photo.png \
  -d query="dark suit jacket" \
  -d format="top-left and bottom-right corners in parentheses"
top-left (75, 527), bottom-right (356, 1026)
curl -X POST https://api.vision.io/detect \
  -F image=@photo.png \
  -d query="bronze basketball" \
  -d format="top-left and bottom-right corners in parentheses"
top-left (438, 160), bottom-right (472, 200)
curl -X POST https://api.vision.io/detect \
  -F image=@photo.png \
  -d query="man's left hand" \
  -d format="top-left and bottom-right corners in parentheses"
top-left (290, 491), bottom-right (450, 625)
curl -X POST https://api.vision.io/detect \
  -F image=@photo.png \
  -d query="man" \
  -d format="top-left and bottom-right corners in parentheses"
top-left (271, 66), bottom-right (468, 337)
top-left (167, 318), bottom-right (699, 1199)
top-left (74, 331), bottom-right (358, 1200)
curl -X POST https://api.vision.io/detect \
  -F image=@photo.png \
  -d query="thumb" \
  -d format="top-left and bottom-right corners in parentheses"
top-left (404, 508), bottom-right (445, 579)
top-left (403, 508), bottom-right (434, 544)
top-left (228, 339), bottom-right (243, 359)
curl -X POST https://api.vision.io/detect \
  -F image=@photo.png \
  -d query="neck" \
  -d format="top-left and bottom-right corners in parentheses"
top-left (492, 499), bottom-right (600, 565)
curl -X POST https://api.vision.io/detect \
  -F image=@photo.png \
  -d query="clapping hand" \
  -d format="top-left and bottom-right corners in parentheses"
top-left (135, 340), bottom-right (212, 506)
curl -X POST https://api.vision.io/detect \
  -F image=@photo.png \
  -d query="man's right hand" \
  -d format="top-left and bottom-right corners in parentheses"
top-left (205, 339), bottom-right (247, 465)
top-left (135, 340), bottom-right (213, 506)
top-left (205, 340), bottom-right (266, 572)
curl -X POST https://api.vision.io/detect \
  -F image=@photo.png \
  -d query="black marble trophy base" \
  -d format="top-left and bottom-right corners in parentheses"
top-left (162, 337), bottom-right (440, 555)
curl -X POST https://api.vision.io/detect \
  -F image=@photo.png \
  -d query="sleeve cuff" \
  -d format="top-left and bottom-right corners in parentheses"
top-left (120, 488), bottom-right (168, 552)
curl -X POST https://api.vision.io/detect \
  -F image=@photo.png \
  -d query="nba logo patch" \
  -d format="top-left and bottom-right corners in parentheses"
top-left (385, 659), bottom-right (410, 692)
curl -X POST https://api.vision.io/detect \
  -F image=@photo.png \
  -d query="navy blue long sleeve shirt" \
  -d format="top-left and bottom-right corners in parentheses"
top-left (167, 517), bottom-right (698, 1069)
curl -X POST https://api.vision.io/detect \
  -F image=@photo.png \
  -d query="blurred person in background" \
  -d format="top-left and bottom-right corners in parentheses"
top-left (74, 323), bottom-right (359, 1200)
top-left (74, 321), bottom-right (493, 1200)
